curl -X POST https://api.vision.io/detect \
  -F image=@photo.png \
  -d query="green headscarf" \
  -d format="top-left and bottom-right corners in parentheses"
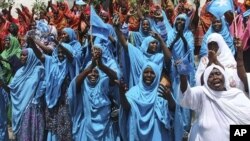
top-left (0, 35), bottom-right (21, 84)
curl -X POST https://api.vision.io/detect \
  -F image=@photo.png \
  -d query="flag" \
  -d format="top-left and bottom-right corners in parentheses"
top-left (90, 5), bottom-right (109, 41)
top-left (206, 0), bottom-right (234, 19)
top-left (243, 9), bottom-right (250, 17)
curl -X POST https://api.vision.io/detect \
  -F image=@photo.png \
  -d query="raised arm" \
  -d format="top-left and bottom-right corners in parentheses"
top-left (59, 44), bottom-right (74, 63)
top-left (179, 32), bottom-right (188, 51)
top-left (207, 50), bottom-right (223, 68)
top-left (118, 80), bottom-right (130, 111)
top-left (27, 37), bottom-right (45, 63)
top-left (75, 62), bottom-right (95, 93)
top-left (169, 34), bottom-right (180, 50)
top-left (94, 47), bottom-right (118, 85)
top-left (158, 83), bottom-right (176, 111)
top-left (234, 38), bottom-right (248, 92)
top-left (180, 74), bottom-right (188, 94)
top-left (33, 39), bottom-right (54, 54)
top-left (113, 14), bottom-right (128, 51)
top-left (151, 31), bottom-right (172, 61)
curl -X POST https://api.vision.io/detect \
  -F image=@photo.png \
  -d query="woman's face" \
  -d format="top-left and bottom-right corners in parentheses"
top-left (141, 19), bottom-right (150, 33)
top-left (207, 41), bottom-right (219, 53)
top-left (212, 19), bottom-right (222, 32)
top-left (147, 40), bottom-right (158, 54)
top-left (175, 17), bottom-right (185, 32)
top-left (87, 68), bottom-right (99, 85)
top-left (4, 37), bottom-right (10, 49)
top-left (207, 68), bottom-right (225, 91)
top-left (61, 31), bottom-right (70, 43)
top-left (57, 47), bottom-right (65, 62)
top-left (20, 49), bottom-right (28, 65)
top-left (143, 67), bottom-right (156, 86)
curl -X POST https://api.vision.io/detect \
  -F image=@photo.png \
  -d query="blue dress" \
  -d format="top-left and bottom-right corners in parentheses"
top-left (9, 48), bottom-right (45, 141)
top-left (68, 67), bottom-right (120, 141)
top-left (119, 62), bottom-right (173, 141)
top-left (43, 43), bottom-right (78, 141)
top-left (128, 36), bottom-right (164, 88)
top-left (166, 13), bottom-right (196, 141)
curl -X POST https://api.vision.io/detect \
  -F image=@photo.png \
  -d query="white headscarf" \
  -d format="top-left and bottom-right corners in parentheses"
top-left (202, 64), bottom-right (250, 124)
top-left (196, 33), bottom-right (243, 89)
top-left (206, 33), bottom-right (236, 68)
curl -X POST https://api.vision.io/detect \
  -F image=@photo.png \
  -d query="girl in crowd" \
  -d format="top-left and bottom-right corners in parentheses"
top-left (29, 37), bottom-right (78, 141)
top-left (0, 48), bottom-right (45, 141)
top-left (128, 18), bottom-right (152, 47)
top-left (119, 62), bottom-right (175, 141)
top-left (114, 14), bottom-right (171, 88)
top-left (68, 46), bottom-right (119, 141)
top-left (166, 13), bottom-right (196, 141)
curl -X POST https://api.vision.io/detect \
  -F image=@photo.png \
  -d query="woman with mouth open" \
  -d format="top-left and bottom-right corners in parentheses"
top-left (179, 62), bottom-right (250, 141)
top-left (67, 46), bottom-right (120, 141)
top-left (119, 62), bottom-right (176, 141)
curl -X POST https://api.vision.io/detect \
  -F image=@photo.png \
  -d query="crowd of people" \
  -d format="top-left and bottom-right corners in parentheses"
top-left (0, 0), bottom-right (250, 141)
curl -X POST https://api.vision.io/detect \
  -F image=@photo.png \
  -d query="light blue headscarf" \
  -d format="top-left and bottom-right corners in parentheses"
top-left (199, 17), bottom-right (235, 57)
top-left (150, 10), bottom-right (173, 41)
top-left (9, 48), bottom-right (44, 134)
top-left (166, 13), bottom-right (195, 85)
top-left (128, 36), bottom-right (164, 88)
top-left (119, 62), bottom-right (171, 141)
top-left (44, 43), bottom-right (78, 108)
top-left (63, 28), bottom-right (83, 62)
top-left (167, 13), bottom-right (194, 59)
top-left (93, 23), bottom-right (119, 61)
top-left (68, 67), bottom-right (118, 140)
top-left (129, 18), bottom-right (152, 47)
top-left (166, 13), bottom-right (195, 141)
top-left (36, 19), bottom-right (49, 34)
top-left (87, 44), bottom-right (121, 79)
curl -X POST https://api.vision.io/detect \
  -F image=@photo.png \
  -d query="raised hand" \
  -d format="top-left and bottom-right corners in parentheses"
top-left (149, 31), bottom-right (162, 41)
top-left (208, 50), bottom-right (217, 64)
top-left (234, 37), bottom-right (243, 52)
top-left (117, 79), bottom-right (128, 94)
top-left (112, 13), bottom-right (120, 27)
top-left (94, 47), bottom-right (102, 66)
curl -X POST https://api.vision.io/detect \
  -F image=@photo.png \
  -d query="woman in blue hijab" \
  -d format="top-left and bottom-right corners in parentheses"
top-left (114, 16), bottom-right (171, 88)
top-left (119, 62), bottom-right (174, 141)
top-left (67, 47), bottom-right (120, 141)
top-left (166, 13), bottom-right (196, 141)
top-left (0, 48), bottom-right (45, 141)
top-left (128, 18), bottom-right (152, 47)
top-left (199, 16), bottom-right (235, 58)
top-left (149, 6), bottom-right (173, 41)
top-left (28, 37), bottom-right (78, 141)
top-left (62, 27), bottom-right (83, 65)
